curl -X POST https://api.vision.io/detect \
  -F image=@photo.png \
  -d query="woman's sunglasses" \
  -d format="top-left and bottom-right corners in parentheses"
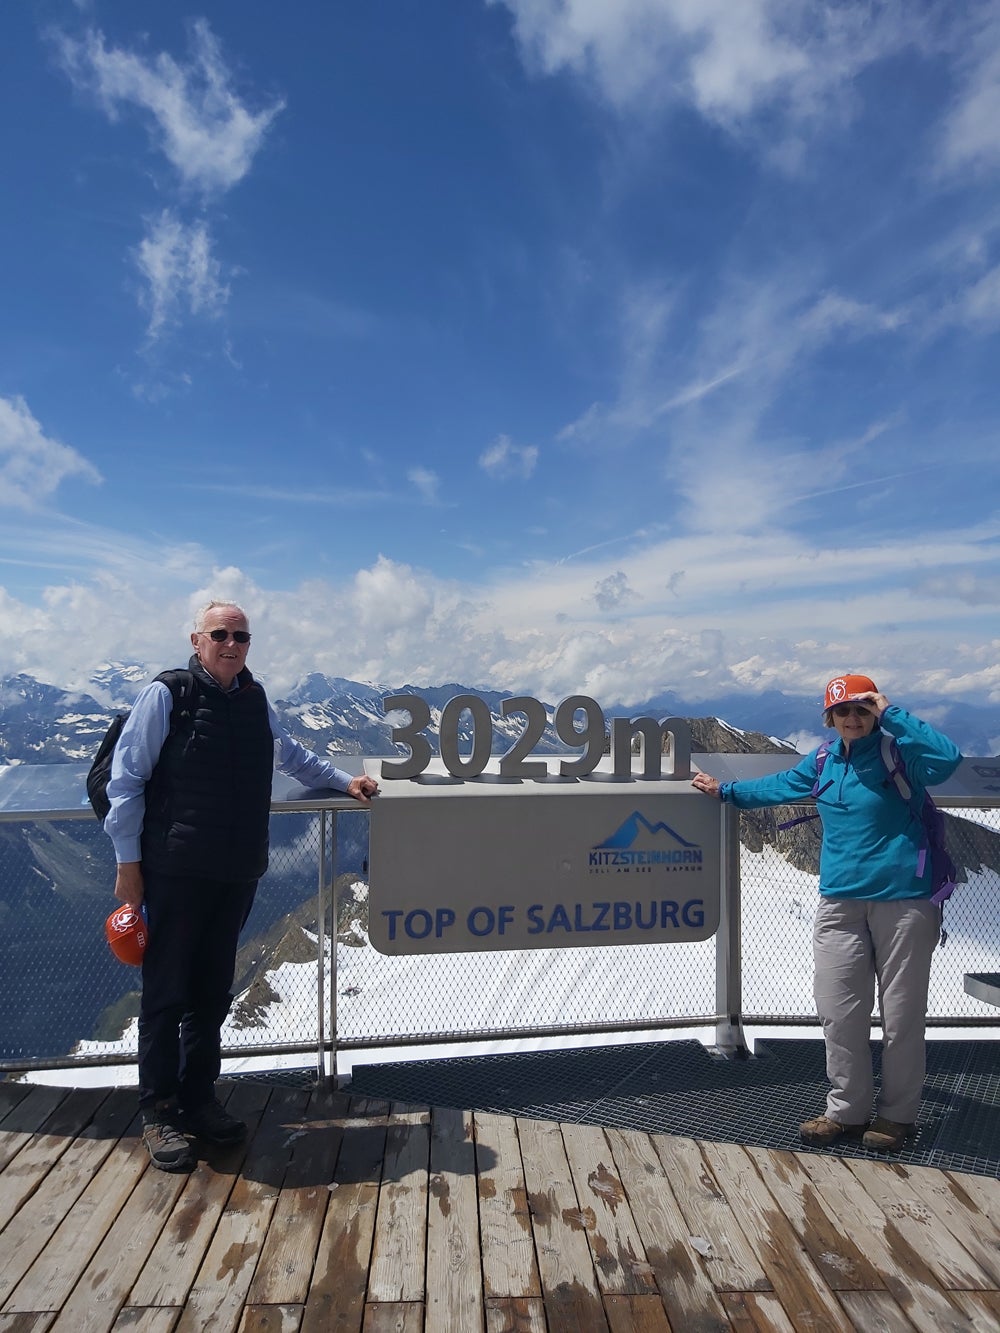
top-left (832, 703), bottom-right (871, 718)
top-left (200, 629), bottom-right (251, 644)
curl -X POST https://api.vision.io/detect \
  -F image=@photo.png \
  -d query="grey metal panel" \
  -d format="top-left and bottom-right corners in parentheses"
top-left (964, 973), bottom-right (1000, 1008)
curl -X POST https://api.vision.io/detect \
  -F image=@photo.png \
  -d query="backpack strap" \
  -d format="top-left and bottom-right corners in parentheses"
top-left (879, 734), bottom-right (913, 803)
top-left (777, 741), bottom-right (835, 830)
top-left (154, 669), bottom-right (197, 728)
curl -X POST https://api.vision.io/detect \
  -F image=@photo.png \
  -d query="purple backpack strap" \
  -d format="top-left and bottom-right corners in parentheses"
top-left (777, 741), bottom-right (834, 830)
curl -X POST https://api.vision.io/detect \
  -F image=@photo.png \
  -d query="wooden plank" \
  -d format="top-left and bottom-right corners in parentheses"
top-left (425, 1106), bottom-right (484, 1333)
top-left (719, 1291), bottom-right (795, 1331)
top-left (949, 1291), bottom-right (1000, 1329)
top-left (702, 1141), bottom-right (853, 1332)
top-left (8, 1116), bottom-right (153, 1319)
top-left (129, 1081), bottom-right (273, 1308)
top-left (517, 1117), bottom-right (606, 1333)
top-left (845, 1158), bottom-right (995, 1290)
top-left (0, 1085), bottom-right (67, 1166)
top-left (475, 1112), bottom-right (540, 1301)
top-left (0, 1315), bottom-right (56, 1332)
top-left (366, 1109), bottom-right (430, 1304)
top-left (173, 1086), bottom-right (311, 1333)
top-left (238, 1307), bottom-right (303, 1332)
top-left (604, 1128), bottom-right (731, 1333)
top-left (896, 1162), bottom-right (1000, 1285)
top-left (0, 1086), bottom-right (106, 1226)
top-left (361, 1304), bottom-right (423, 1332)
top-left (44, 1140), bottom-right (189, 1332)
top-left (561, 1122), bottom-right (656, 1296)
top-left (0, 1082), bottom-right (34, 1121)
top-left (799, 1151), bottom-right (978, 1333)
top-left (300, 1110), bottom-right (387, 1332)
top-left (837, 1290), bottom-right (923, 1332)
top-left (0, 1088), bottom-right (134, 1307)
top-left (603, 1292), bottom-right (672, 1331)
top-left (945, 1168), bottom-right (1000, 1223)
top-left (484, 1297), bottom-right (547, 1332)
top-left (650, 1134), bottom-right (770, 1294)
top-left (245, 1087), bottom-right (351, 1306)
top-left (744, 1145), bottom-right (884, 1291)
top-left (111, 1311), bottom-right (181, 1332)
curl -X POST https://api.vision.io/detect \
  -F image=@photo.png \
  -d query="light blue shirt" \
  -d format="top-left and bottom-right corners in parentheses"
top-left (105, 678), bottom-right (355, 864)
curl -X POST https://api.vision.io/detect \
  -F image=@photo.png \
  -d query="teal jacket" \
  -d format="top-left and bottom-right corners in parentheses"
top-left (719, 705), bottom-right (962, 901)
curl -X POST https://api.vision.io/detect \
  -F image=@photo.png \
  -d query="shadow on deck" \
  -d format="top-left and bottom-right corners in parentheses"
top-left (348, 1036), bottom-right (1000, 1178)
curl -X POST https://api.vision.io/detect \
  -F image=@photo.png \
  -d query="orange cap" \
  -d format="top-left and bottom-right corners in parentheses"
top-left (823, 674), bottom-right (878, 712)
top-left (105, 905), bottom-right (148, 966)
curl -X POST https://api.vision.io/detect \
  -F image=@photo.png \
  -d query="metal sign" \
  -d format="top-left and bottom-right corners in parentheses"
top-left (366, 761), bottom-right (721, 954)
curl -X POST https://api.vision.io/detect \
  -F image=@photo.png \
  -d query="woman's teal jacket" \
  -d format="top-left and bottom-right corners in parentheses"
top-left (719, 705), bottom-right (962, 900)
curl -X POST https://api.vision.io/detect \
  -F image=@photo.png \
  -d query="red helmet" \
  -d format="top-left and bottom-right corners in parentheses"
top-left (105, 905), bottom-right (148, 966)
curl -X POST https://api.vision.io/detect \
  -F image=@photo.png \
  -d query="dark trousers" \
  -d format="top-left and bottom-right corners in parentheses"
top-left (137, 869), bottom-right (258, 1110)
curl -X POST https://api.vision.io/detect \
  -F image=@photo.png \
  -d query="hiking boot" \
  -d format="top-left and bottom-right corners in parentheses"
top-left (182, 1098), bottom-right (247, 1146)
top-left (799, 1114), bottom-right (867, 1147)
top-left (862, 1117), bottom-right (914, 1153)
top-left (142, 1101), bottom-right (194, 1172)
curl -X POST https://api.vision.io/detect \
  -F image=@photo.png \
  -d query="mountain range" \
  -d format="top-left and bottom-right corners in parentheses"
top-left (2, 665), bottom-right (998, 767)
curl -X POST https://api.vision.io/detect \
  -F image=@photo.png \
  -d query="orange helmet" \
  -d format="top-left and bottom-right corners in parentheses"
top-left (105, 905), bottom-right (148, 966)
top-left (823, 674), bottom-right (877, 712)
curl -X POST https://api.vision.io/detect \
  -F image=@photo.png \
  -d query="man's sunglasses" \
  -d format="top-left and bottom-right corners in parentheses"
top-left (832, 703), bottom-right (871, 718)
top-left (200, 629), bottom-right (251, 644)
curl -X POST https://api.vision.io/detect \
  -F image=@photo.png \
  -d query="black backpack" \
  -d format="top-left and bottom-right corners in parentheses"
top-left (87, 669), bottom-right (197, 820)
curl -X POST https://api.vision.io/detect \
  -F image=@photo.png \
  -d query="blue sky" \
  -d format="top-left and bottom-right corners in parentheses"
top-left (2, 1), bottom-right (999, 709)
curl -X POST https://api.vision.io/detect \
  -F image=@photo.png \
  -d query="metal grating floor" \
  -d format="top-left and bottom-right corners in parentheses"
top-left (347, 1037), bottom-right (1000, 1179)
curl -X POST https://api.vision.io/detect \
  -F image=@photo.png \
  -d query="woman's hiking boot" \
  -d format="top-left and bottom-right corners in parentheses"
top-left (799, 1114), bottom-right (867, 1147)
top-left (862, 1117), bottom-right (914, 1153)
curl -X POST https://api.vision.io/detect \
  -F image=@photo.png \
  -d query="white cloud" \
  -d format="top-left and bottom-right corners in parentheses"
top-left (479, 434), bottom-right (540, 479)
top-left (135, 210), bottom-right (229, 339)
top-left (407, 467), bottom-right (441, 504)
top-left (0, 396), bottom-right (101, 510)
top-left (491, 0), bottom-right (917, 136)
top-left (57, 19), bottom-right (283, 195)
top-left (936, 17), bottom-right (1000, 178)
top-left (4, 524), bottom-right (1000, 706)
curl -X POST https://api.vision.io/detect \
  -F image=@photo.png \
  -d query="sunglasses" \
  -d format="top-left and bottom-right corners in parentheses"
top-left (200, 629), bottom-right (251, 644)
top-left (832, 703), bottom-right (871, 718)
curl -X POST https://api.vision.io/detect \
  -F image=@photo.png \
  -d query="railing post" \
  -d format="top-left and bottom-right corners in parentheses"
top-left (715, 803), bottom-right (749, 1056)
top-left (316, 809), bottom-right (328, 1083)
top-left (328, 811), bottom-right (340, 1084)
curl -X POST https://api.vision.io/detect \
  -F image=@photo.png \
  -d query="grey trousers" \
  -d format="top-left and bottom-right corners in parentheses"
top-left (813, 896), bottom-right (940, 1125)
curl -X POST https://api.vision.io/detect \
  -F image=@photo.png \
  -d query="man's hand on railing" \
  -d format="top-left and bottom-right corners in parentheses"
top-left (347, 775), bottom-right (379, 804)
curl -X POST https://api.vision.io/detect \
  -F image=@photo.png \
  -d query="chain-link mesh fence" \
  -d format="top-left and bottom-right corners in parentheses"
top-left (1, 798), bottom-right (997, 1073)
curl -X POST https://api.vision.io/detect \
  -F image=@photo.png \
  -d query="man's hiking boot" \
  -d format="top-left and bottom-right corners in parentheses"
top-left (182, 1098), bottom-right (247, 1146)
top-left (799, 1114), bottom-right (867, 1147)
top-left (863, 1117), bottom-right (914, 1153)
top-left (142, 1101), bottom-right (194, 1172)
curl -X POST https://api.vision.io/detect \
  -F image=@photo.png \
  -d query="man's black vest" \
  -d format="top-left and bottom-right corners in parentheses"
top-left (140, 657), bottom-right (274, 881)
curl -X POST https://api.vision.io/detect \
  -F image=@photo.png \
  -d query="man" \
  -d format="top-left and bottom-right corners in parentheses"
top-left (106, 600), bottom-right (378, 1171)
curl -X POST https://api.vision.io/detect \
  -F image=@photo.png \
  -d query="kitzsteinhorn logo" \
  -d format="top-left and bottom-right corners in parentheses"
top-left (588, 810), bottom-right (704, 870)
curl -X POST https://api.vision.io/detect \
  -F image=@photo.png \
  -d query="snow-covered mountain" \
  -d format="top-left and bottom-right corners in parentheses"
top-left (3, 666), bottom-right (998, 766)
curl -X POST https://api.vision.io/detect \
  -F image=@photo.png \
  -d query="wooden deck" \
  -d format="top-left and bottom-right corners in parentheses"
top-left (1, 1078), bottom-right (1000, 1331)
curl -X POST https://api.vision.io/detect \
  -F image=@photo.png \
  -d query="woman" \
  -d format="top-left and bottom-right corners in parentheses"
top-left (692, 674), bottom-right (962, 1153)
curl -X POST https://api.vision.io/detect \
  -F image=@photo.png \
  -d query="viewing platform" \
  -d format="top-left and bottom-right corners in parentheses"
top-left (2, 1034), bottom-right (1000, 1332)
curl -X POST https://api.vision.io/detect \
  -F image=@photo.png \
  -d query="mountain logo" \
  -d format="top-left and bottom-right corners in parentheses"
top-left (589, 809), bottom-right (703, 873)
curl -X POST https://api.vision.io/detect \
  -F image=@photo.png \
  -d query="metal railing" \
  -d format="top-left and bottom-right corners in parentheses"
top-left (1, 784), bottom-right (997, 1079)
